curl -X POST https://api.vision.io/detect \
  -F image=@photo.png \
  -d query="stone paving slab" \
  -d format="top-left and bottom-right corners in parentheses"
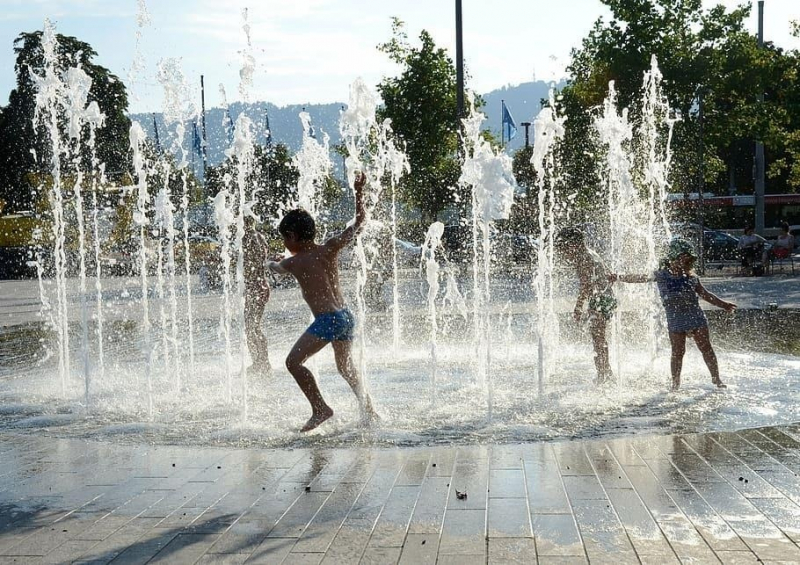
top-left (1, 427), bottom-right (800, 563)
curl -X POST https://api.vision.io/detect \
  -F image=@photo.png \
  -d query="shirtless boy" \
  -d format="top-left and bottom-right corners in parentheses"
top-left (268, 172), bottom-right (378, 432)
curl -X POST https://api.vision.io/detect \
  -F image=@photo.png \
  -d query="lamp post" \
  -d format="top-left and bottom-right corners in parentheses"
top-left (455, 0), bottom-right (464, 120)
top-left (754, 0), bottom-right (765, 234)
top-left (200, 75), bottom-right (209, 197)
top-left (697, 88), bottom-right (706, 275)
top-left (341, 105), bottom-right (347, 183)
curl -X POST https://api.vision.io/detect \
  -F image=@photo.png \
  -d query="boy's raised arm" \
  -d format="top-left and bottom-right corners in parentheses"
top-left (267, 258), bottom-right (290, 275)
top-left (326, 171), bottom-right (368, 251)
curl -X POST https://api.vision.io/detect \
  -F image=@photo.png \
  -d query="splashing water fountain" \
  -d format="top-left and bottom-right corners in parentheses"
top-left (531, 88), bottom-right (567, 393)
top-left (460, 93), bottom-right (517, 416)
top-left (3, 15), bottom-right (800, 450)
top-left (421, 221), bottom-right (445, 396)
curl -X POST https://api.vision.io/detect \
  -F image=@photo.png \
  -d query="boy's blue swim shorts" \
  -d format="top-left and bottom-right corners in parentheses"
top-left (307, 308), bottom-right (355, 342)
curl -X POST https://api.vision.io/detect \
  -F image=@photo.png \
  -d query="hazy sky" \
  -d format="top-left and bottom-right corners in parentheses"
top-left (1, 0), bottom-right (798, 113)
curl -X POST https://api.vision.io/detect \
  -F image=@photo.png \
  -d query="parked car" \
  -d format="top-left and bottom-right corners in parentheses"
top-left (669, 223), bottom-right (743, 262)
top-left (789, 225), bottom-right (800, 247)
top-left (702, 229), bottom-right (741, 261)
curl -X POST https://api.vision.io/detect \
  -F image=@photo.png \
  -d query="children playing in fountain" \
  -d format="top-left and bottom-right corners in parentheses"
top-left (268, 171), bottom-right (378, 432)
top-left (608, 238), bottom-right (736, 390)
top-left (555, 228), bottom-right (616, 385)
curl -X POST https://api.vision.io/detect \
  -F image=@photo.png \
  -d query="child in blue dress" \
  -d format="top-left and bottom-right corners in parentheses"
top-left (609, 238), bottom-right (736, 390)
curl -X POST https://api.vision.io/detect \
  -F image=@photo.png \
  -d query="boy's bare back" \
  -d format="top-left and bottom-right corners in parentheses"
top-left (269, 172), bottom-right (366, 315)
top-left (279, 243), bottom-right (347, 316)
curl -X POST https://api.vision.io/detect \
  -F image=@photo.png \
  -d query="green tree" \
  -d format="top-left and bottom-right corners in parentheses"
top-left (0, 30), bottom-right (131, 212)
top-left (560, 0), bottom-right (800, 202)
top-left (205, 142), bottom-right (300, 223)
top-left (376, 18), bottom-right (462, 224)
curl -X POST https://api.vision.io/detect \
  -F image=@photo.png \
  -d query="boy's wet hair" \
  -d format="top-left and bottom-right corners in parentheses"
top-left (279, 209), bottom-right (316, 242)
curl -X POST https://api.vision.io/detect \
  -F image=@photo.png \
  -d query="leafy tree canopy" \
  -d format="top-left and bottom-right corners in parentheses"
top-left (0, 30), bottom-right (131, 212)
top-left (205, 142), bottom-right (301, 228)
top-left (376, 18), bottom-right (463, 223)
top-left (558, 0), bottom-right (800, 199)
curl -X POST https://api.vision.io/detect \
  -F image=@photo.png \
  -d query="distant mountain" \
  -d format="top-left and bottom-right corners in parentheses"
top-left (129, 79), bottom-right (567, 177)
top-left (131, 101), bottom-right (347, 180)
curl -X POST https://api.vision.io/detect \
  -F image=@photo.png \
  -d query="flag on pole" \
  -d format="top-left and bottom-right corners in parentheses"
top-left (192, 120), bottom-right (202, 156)
top-left (302, 106), bottom-right (317, 139)
top-left (264, 110), bottom-right (273, 147)
top-left (152, 113), bottom-right (161, 152)
top-left (502, 100), bottom-right (517, 142)
top-left (225, 108), bottom-right (235, 144)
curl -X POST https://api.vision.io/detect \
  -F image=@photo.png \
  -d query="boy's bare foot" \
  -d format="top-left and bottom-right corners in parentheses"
top-left (712, 377), bottom-right (727, 389)
top-left (300, 406), bottom-right (334, 432)
top-left (671, 378), bottom-right (681, 391)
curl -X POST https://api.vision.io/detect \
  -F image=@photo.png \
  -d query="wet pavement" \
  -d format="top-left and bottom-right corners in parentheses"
top-left (0, 426), bottom-right (799, 563)
top-left (2, 272), bottom-right (800, 563)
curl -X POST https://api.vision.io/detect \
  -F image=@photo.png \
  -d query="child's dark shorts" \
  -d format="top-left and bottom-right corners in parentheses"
top-left (307, 308), bottom-right (355, 342)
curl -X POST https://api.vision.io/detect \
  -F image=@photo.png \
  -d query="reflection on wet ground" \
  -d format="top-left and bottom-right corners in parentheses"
top-left (0, 426), bottom-right (799, 562)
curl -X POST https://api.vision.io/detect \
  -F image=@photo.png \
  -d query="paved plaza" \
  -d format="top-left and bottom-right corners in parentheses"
top-left (0, 426), bottom-right (799, 563)
top-left (1, 273), bottom-right (799, 563)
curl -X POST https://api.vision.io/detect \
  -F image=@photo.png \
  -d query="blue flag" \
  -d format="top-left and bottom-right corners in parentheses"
top-left (264, 111), bottom-right (273, 147)
top-left (502, 101), bottom-right (517, 142)
top-left (225, 108), bottom-right (235, 144)
top-left (192, 121), bottom-right (202, 156)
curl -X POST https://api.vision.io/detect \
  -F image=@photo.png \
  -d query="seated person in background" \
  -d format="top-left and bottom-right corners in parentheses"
top-left (770, 222), bottom-right (796, 261)
top-left (737, 224), bottom-right (767, 274)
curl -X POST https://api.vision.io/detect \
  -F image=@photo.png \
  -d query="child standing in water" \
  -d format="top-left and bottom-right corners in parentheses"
top-left (268, 172), bottom-right (378, 432)
top-left (243, 215), bottom-right (271, 376)
top-left (609, 238), bottom-right (736, 390)
top-left (555, 228), bottom-right (617, 385)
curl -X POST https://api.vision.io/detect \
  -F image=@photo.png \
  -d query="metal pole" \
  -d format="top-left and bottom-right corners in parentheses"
top-left (200, 75), bottom-right (209, 195)
top-left (501, 100), bottom-right (504, 145)
top-left (341, 105), bottom-right (347, 182)
top-left (698, 89), bottom-right (706, 275)
top-left (455, 0), bottom-right (464, 120)
top-left (152, 113), bottom-right (161, 152)
top-left (264, 108), bottom-right (272, 148)
top-left (754, 0), bottom-right (765, 234)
